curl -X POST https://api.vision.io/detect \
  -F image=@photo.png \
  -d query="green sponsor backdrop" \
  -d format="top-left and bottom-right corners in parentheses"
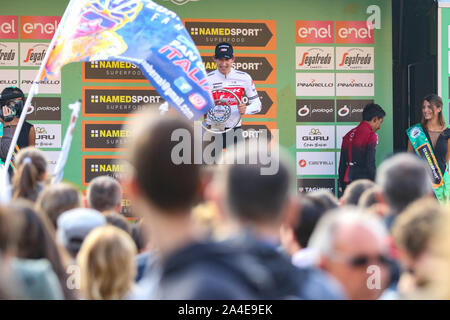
top-left (2, 0), bottom-right (393, 196)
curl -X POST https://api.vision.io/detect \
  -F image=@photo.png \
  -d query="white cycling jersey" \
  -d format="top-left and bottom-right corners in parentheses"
top-left (206, 68), bottom-right (262, 128)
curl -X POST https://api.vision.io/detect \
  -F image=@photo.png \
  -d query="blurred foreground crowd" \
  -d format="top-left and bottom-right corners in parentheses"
top-left (1, 110), bottom-right (450, 300)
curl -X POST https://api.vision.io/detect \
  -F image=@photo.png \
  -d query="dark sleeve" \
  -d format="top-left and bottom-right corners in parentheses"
top-left (0, 126), bottom-right (14, 160)
top-left (338, 147), bottom-right (347, 185)
top-left (365, 133), bottom-right (378, 181)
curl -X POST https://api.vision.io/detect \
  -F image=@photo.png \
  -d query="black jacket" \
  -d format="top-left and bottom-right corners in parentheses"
top-left (153, 241), bottom-right (268, 300)
top-left (225, 232), bottom-right (344, 300)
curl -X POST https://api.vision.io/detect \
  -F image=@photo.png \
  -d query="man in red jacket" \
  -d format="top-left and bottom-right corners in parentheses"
top-left (338, 103), bottom-right (386, 194)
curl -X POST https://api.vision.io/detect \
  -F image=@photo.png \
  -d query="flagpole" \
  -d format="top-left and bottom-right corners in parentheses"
top-left (2, 0), bottom-right (77, 175)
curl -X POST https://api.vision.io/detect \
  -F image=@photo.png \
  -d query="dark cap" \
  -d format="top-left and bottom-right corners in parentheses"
top-left (215, 42), bottom-right (233, 59)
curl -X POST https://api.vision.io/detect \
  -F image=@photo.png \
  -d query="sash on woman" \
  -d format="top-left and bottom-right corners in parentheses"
top-left (406, 124), bottom-right (450, 203)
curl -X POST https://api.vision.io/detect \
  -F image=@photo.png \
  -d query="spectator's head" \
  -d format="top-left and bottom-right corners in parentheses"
top-left (309, 207), bottom-right (390, 300)
top-left (307, 190), bottom-right (339, 211)
top-left (105, 212), bottom-right (131, 235)
top-left (35, 183), bottom-right (81, 230)
top-left (392, 198), bottom-right (440, 275)
top-left (421, 94), bottom-right (444, 128)
top-left (130, 222), bottom-right (150, 253)
top-left (358, 186), bottom-right (381, 208)
top-left (213, 145), bottom-right (297, 235)
top-left (7, 200), bottom-right (76, 299)
top-left (341, 179), bottom-right (375, 206)
top-left (56, 208), bottom-right (106, 258)
top-left (77, 225), bottom-right (137, 300)
top-left (127, 112), bottom-right (200, 214)
top-left (280, 195), bottom-right (329, 256)
top-left (362, 103), bottom-right (385, 132)
top-left (376, 153), bottom-right (432, 215)
top-left (87, 176), bottom-right (122, 214)
top-left (12, 147), bottom-right (47, 202)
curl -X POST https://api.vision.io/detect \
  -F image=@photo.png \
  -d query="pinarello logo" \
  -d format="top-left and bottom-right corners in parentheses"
top-left (189, 93), bottom-right (207, 109)
top-left (299, 159), bottom-right (307, 168)
top-left (296, 21), bottom-right (334, 44)
top-left (336, 21), bottom-right (374, 44)
top-left (21, 16), bottom-right (60, 39)
top-left (0, 16), bottom-right (18, 39)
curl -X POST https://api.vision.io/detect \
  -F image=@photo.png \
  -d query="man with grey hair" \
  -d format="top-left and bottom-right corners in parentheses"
top-left (308, 207), bottom-right (391, 300)
top-left (87, 176), bottom-right (123, 214)
top-left (376, 153), bottom-right (433, 230)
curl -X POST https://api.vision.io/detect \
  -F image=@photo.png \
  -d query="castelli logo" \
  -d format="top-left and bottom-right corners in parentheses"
top-left (299, 159), bottom-right (307, 168)
top-left (296, 21), bottom-right (334, 43)
top-left (336, 21), bottom-right (374, 44)
top-left (20, 16), bottom-right (60, 39)
top-left (0, 16), bottom-right (18, 39)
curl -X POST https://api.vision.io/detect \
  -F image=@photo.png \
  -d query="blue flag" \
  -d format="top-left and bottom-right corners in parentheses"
top-left (43, 0), bottom-right (214, 120)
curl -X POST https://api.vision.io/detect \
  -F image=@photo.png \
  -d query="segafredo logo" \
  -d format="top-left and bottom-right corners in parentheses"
top-left (0, 42), bottom-right (18, 66)
top-left (164, 0), bottom-right (199, 5)
top-left (21, 43), bottom-right (48, 66)
top-left (336, 47), bottom-right (374, 70)
top-left (296, 47), bottom-right (334, 70)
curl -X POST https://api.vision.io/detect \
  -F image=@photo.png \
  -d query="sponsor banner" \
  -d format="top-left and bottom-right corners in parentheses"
top-left (336, 21), bottom-right (374, 44)
top-left (296, 21), bottom-right (334, 44)
top-left (296, 99), bottom-right (335, 122)
top-left (20, 16), bottom-right (60, 40)
top-left (82, 121), bottom-right (130, 152)
top-left (336, 73), bottom-right (374, 97)
top-left (20, 69), bottom-right (61, 94)
top-left (0, 69), bottom-right (19, 91)
top-left (336, 47), bottom-right (374, 70)
top-left (241, 121), bottom-right (277, 142)
top-left (35, 124), bottom-right (61, 148)
top-left (120, 194), bottom-right (134, 218)
top-left (82, 61), bottom-right (148, 82)
top-left (242, 88), bottom-right (277, 119)
top-left (20, 42), bottom-right (48, 67)
top-left (184, 19), bottom-right (276, 50)
top-left (296, 47), bottom-right (334, 70)
top-left (296, 73), bottom-right (334, 97)
top-left (202, 53), bottom-right (276, 84)
top-left (297, 178), bottom-right (336, 194)
top-left (82, 155), bottom-right (129, 186)
top-left (0, 42), bottom-right (18, 66)
top-left (27, 97), bottom-right (61, 121)
top-left (296, 125), bottom-right (335, 149)
top-left (336, 125), bottom-right (356, 149)
top-left (41, 150), bottom-right (61, 174)
top-left (336, 99), bottom-right (373, 122)
top-left (83, 87), bottom-right (164, 117)
top-left (296, 151), bottom-right (335, 175)
top-left (0, 16), bottom-right (18, 39)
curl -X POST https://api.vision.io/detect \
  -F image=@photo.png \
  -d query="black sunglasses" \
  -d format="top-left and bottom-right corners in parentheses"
top-left (347, 254), bottom-right (391, 267)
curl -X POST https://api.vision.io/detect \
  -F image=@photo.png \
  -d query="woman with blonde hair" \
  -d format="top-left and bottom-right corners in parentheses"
top-left (77, 225), bottom-right (137, 300)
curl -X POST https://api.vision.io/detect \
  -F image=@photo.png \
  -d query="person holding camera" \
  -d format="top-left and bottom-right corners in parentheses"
top-left (0, 87), bottom-right (35, 170)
